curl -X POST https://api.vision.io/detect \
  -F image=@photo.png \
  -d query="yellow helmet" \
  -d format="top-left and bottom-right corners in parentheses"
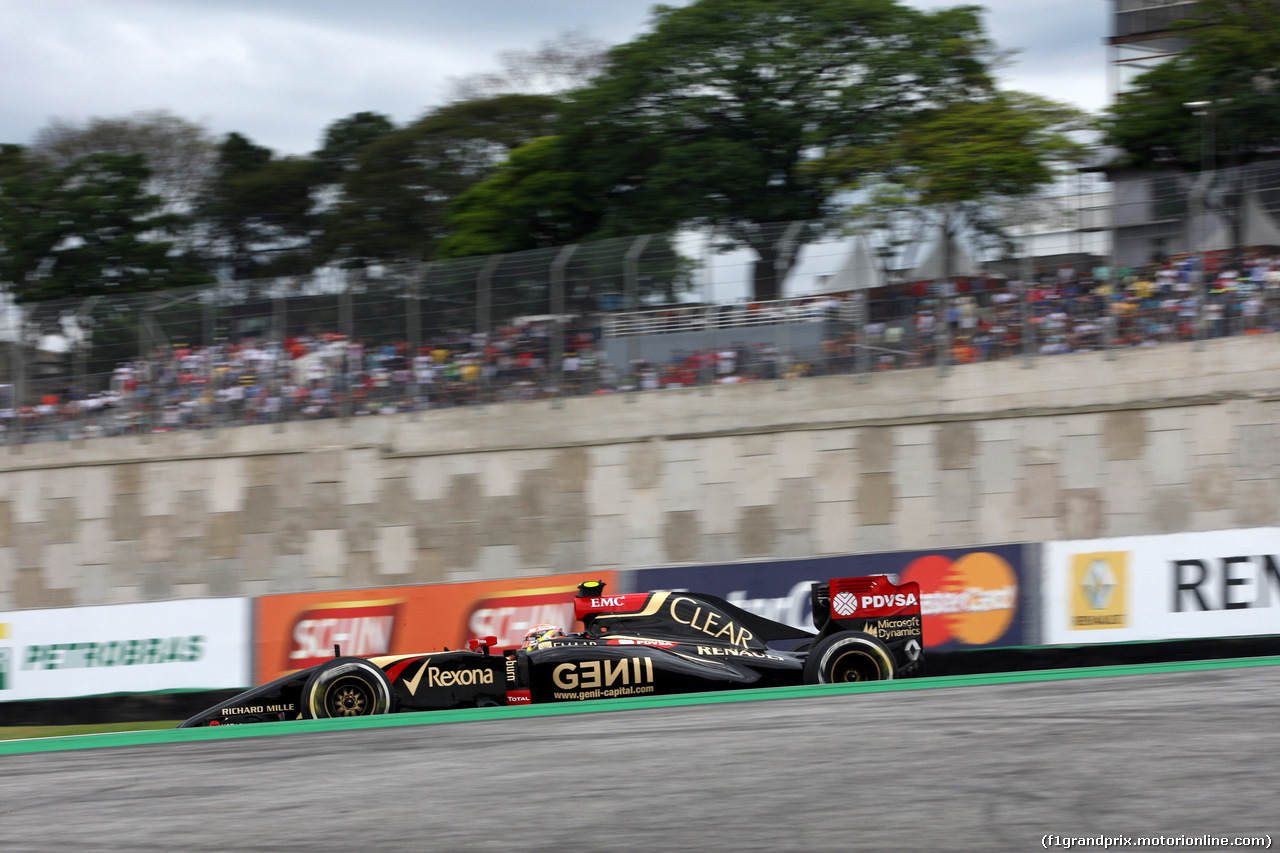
top-left (522, 624), bottom-right (565, 650)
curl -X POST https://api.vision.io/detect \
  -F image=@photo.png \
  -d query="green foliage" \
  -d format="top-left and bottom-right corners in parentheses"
top-left (439, 142), bottom-right (694, 307)
top-left (1105, 0), bottom-right (1280, 169)
top-left (558, 0), bottom-right (996, 299)
top-left (0, 145), bottom-right (211, 303)
top-left (327, 94), bottom-right (564, 266)
top-left (3, 3), bottom-right (1093, 307)
top-left (437, 136), bottom-right (600, 258)
top-left (833, 93), bottom-right (1088, 206)
top-left (217, 132), bottom-right (273, 176)
top-left (32, 110), bottom-right (218, 218)
top-left (200, 133), bottom-right (324, 279)
top-left (315, 111), bottom-right (396, 176)
top-left (828, 92), bottom-right (1088, 269)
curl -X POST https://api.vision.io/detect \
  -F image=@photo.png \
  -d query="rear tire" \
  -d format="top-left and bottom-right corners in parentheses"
top-left (302, 657), bottom-right (394, 719)
top-left (802, 632), bottom-right (895, 684)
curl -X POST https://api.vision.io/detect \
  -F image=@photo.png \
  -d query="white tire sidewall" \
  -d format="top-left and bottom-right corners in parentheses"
top-left (818, 635), bottom-right (895, 684)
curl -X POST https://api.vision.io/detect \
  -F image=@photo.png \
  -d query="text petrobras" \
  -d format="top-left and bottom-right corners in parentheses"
top-left (23, 636), bottom-right (204, 670)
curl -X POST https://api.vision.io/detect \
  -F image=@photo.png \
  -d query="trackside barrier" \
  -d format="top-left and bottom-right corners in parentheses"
top-left (629, 545), bottom-right (1035, 651)
top-left (0, 598), bottom-right (250, 702)
top-left (1042, 528), bottom-right (1280, 645)
top-left (5, 656), bottom-right (1280, 754)
top-left (9, 526), bottom-right (1280, 705)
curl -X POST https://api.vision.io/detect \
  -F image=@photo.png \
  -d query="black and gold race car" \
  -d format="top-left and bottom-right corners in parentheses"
top-left (178, 575), bottom-right (924, 727)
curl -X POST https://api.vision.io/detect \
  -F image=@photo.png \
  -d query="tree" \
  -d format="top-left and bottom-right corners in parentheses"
top-left (0, 146), bottom-right (210, 303)
top-left (200, 133), bottom-right (324, 279)
top-left (326, 94), bottom-right (564, 265)
top-left (31, 110), bottom-right (219, 217)
top-left (828, 92), bottom-right (1089, 279)
top-left (447, 30), bottom-right (608, 100)
top-left (561, 0), bottom-right (996, 300)
top-left (436, 136), bottom-right (600, 258)
top-left (315, 111), bottom-right (396, 177)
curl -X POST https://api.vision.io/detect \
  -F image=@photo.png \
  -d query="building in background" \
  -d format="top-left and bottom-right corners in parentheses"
top-left (1108, 0), bottom-right (1198, 96)
top-left (1105, 0), bottom-right (1280, 269)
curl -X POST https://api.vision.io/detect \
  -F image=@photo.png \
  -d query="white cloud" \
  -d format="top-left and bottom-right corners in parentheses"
top-left (0, 0), bottom-right (1111, 154)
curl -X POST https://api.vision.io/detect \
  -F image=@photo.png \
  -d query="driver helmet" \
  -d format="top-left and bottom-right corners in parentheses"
top-left (523, 623), bottom-right (565, 650)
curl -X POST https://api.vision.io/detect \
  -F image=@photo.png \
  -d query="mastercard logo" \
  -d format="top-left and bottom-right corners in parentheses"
top-left (899, 552), bottom-right (1018, 647)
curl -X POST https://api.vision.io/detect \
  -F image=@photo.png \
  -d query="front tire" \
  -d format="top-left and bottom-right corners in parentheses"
top-left (302, 657), bottom-right (394, 719)
top-left (802, 632), bottom-right (895, 684)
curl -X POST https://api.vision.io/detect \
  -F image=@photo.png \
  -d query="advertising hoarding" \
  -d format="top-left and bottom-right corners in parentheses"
top-left (631, 545), bottom-right (1030, 650)
top-left (254, 571), bottom-right (619, 684)
top-left (0, 598), bottom-right (251, 702)
top-left (1042, 528), bottom-right (1280, 644)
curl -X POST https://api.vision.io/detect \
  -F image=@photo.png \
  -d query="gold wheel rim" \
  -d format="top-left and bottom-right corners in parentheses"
top-left (330, 682), bottom-right (369, 716)
top-left (829, 649), bottom-right (882, 683)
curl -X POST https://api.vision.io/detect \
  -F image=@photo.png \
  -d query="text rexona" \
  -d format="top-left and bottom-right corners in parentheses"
top-left (420, 660), bottom-right (494, 689)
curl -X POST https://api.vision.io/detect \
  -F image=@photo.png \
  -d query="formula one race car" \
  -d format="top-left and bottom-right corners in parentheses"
top-left (179, 574), bottom-right (923, 727)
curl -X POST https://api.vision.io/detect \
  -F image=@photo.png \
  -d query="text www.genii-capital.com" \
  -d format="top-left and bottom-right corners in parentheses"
top-left (1043, 835), bottom-right (1272, 850)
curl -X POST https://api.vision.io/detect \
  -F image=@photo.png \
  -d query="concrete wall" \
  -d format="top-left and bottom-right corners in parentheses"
top-left (3, 335), bottom-right (1280, 610)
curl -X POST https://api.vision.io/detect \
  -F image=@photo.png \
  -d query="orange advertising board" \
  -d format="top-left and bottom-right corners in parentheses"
top-left (254, 571), bottom-right (618, 684)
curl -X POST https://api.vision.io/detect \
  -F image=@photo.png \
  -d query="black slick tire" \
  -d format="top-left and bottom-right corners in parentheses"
top-left (802, 631), bottom-right (896, 684)
top-left (302, 657), bottom-right (394, 718)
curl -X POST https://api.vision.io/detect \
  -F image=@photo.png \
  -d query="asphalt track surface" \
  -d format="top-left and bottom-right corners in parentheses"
top-left (2, 664), bottom-right (1277, 853)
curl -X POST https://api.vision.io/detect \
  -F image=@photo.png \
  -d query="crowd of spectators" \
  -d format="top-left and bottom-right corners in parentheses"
top-left (7, 250), bottom-right (1280, 443)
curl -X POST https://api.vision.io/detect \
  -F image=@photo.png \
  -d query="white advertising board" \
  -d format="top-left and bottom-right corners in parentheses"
top-left (1043, 528), bottom-right (1280, 645)
top-left (0, 598), bottom-right (251, 702)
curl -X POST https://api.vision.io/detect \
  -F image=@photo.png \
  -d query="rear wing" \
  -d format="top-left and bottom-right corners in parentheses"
top-left (811, 575), bottom-right (925, 676)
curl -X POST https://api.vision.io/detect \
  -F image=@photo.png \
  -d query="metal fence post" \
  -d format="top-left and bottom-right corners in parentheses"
top-left (272, 280), bottom-right (286, 347)
top-left (935, 280), bottom-right (951, 376)
top-left (272, 279), bottom-right (288, 431)
top-left (139, 295), bottom-right (153, 440)
top-left (855, 289), bottom-right (870, 382)
top-left (74, 297), bottom-right (99, 443)
top-left (340, 271), bottom-right (354, 421)
top-left (203, 287), bottom-right (218, 433)
top-left (11, 303), bottom-right (26, 447)
top-left (477, 254), bottom-right (501, 406)
top-left (1103, 266), bottom-right (1118, 361)
top-left (1020, 246), bottom-right (1035, 367)
top-left (623, 234), bottom-right (651, 401)
top-left (407, 267), bottom-right (421, 415)
top-left (775, 221), bottom-right (805, 387)
top-left (550, 244), bottom-right (576, 407)
top-left (1194, 259), bottom-right (1206, 352)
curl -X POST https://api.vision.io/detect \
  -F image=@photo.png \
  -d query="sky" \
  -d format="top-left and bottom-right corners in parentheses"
top-left (0, 0), bottom-right (1114, 156)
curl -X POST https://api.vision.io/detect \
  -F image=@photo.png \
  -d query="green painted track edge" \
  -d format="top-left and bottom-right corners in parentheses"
top-left (4, 654), bottom-right (1279, 756)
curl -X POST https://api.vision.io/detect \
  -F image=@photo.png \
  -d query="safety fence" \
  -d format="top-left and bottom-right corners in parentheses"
top-left (3, 528), bottom-right (1278, 701)
top-left (3, 195), bottom-right (1280, 444)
